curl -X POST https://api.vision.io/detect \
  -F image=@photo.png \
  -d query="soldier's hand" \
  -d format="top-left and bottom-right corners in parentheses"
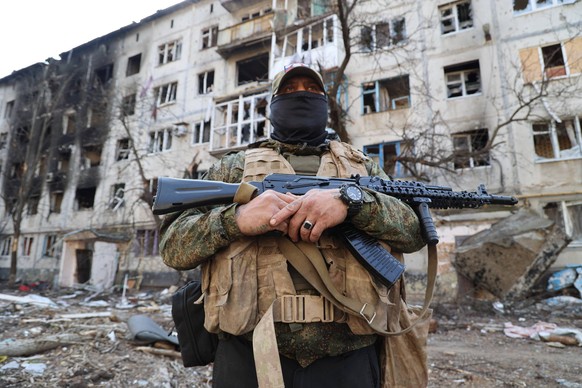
top-left (270, 189), bottom-right (348, 243)
top-left (235, 190), bottom-right (295, 236)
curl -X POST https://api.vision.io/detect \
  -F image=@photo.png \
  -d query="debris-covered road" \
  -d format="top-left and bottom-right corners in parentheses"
top-left (1, 284), bottom-right (581, 387)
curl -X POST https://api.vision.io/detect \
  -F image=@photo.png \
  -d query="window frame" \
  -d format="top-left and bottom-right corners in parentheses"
top-left (148, 128), bottom-right (173, 154)
top-left (0, 236), bottom-right (12, 256)
top-left (513, 0), bottom-right (575, 15)
top-left (201, 25), bottom-right (219, 49)
top-left (42, 234), bottom-right (59, 258)
top-left (158, 39), bottom-right (183, 65)
top-left (192, 120), bottom-right (211, 145)
top-left (439, 0), bottom-right (473, 35)
top-left (360, 17), bottom-right (407, 52)
top-left (361, 75), bottom-right (411, 115)
top-left (154, 82), bottom-right (178, 106)
top-left (451, 129), bottom-right (491, 169)
top-left (363, 141), bottom-right (409, 178)
top-left (444, 61), bottom-right (482, 99)
top-left (532, 117), bottom-right (582, 161)
top-left (198, 70), bottom-right (215, 94)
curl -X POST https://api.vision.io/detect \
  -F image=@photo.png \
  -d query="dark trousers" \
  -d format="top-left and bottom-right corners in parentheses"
top-left (212, 336), bottom-right (380, 388)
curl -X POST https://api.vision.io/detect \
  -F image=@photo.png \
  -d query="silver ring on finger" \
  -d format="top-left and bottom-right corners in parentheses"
top-left (302, 220), bottom-right (314, 230)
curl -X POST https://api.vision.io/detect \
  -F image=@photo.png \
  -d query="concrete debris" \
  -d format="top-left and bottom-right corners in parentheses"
top-left (454, 208), bottom-right (572, 301)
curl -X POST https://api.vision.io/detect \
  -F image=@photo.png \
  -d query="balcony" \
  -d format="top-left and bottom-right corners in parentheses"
top-left (216, 13), bottom-right (274, 58)
top-left (219, 0), bottom-right (264, 13)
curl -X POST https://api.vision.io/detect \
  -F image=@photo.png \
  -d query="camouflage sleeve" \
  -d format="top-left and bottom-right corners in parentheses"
top-left (159, 152), bottom-right (246, 270)
top-left (349, 159), bottom-right (425, 253)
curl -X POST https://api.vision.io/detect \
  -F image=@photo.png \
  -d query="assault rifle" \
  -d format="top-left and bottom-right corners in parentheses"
top-left (153, 174), bottom-right (518, 288)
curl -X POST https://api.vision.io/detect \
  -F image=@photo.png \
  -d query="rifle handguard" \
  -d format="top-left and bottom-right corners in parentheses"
top-left (233, 181), bottom-right (258, 204)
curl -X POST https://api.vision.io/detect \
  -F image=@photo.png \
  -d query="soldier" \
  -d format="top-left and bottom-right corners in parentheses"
top-left (160, 63), bottom-right (427, 387)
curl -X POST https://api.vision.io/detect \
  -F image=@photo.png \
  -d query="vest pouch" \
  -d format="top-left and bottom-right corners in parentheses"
top-left (204, 239), bottom-right (259, 335)
top-left (256, 237), bottom-right (296, 317)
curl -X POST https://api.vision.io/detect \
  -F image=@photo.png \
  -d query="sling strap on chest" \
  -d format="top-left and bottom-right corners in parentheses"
top-left (252, 237), bottom-right (438, 387)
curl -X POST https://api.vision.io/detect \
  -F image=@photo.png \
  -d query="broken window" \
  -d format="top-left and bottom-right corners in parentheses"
top-left (148, 128), bottom-right (173, 153)
top-left (452, 129), bottom-right (490, 169)
top-left (27, 195), bottom-right (40, 215)
top-left (541, 44), bottom-right (567, 78)
top-left (81, 145), bottom-right (102, 168)
top-left (192, 121), bottom-right (211, 144)
top-left (94, 63), bottom-right (114, 86)
top-left (154, 82), bottom-right (178, 106)
top-left (75, 187), bottom-right (96, 210)
top-left (445, 60), bottom-right (481, 98)
top-left (43, 234), bottom-right (59, 257)
top-left (241, 6), bottom-right (271, 21)
top-left (361, 75), bottom-right (411, 114)
top-left (364, 141), bottom-right (412, 178)
top-left (63, 112), bottom-right (76, 134)
top-left (50, 192), bottom-right (63, 213)
top-left (532, 117), bottom-right (582, 160)
top-left (4, 100), bottom-right (14, 119)
top-left (544, 201), bottom-right (582, 244)
top-left (126, 53), bottom-right (142, 76)
top-left (201, 26), bottom-right (219, 49)
top-left (237, 54), bottom-right (269, 86)
top-left (88, 102), bottom-right (108, 127)
top-left (122, 93), bottom-right (136, 116)
top-left (211, 93), bottom-right (269, 150)
top-left (0, 236), bottom-right (11, 256)
top-left (0, 133), bottom-right (7, 149)
top-left (513, 0), bottom-right (574, 14)
top-left (22, 236), bottom-right (34, 257)
top-left (116, 138), bottom-right (131, 161)
top-left (134, 229), bottom-right (159, 257)
top-left (158, 40), bottom-right (182, 65)
top-left (109, 183), bottom-right (125, 210)
top-left (440, 0), bottom-right (473, 35)
top-left (360, 18), bottom-right (407, 52)
top-left (198, 70), bottom-right (215, 94)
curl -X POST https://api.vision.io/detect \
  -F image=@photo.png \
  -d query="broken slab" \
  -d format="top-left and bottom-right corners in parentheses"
top-left (453, 208), bottom-right (571, 301)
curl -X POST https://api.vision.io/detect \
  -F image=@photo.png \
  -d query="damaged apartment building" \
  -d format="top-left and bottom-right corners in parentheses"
top-left (0, 0), bottom-right (581, 293)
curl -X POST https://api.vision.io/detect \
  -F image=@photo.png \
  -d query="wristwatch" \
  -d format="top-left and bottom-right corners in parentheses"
top-left (339, 183), bottom-right (364, 217)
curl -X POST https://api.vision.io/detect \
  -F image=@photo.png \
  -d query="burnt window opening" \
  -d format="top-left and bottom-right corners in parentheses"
top-left (63, 112), bottom-right (76, 134)
top-left (541, 44), bottom-right (566, 78)
top-left (88, 102), bottom-right (108, 127)
top-left (0, 133), bottom-right (7, 149)
top-left (452, 128), bottom-right (490, 169)
top-left (94, 63), bottom-right (114, 86)
top-left (126, 54), bottom-right (142, 76)
top-left (109, 183), bottom-right (125, 210)
top-left (4, 100), bottom-right (14, 119)
top-left (201, 26), bottom-right (219, 49)
top-left (122, 93), bottom-right (136, 116)
top-left (76, 187), bottom-right (96, 210)
top-left (50, 191), bottom-right (63, 213)
top-left (237, 54), bottom-right (269, 86)
top-left (27, 195), bottom-right (40, 215)
top-left (16, 126), bottom-right (29, 145)
top-left (81, 145), bottom-right (102, 168)
top-left (116, 138), bottom-right (131, 161)
top-left (198, 70), bottom-right (215, 94)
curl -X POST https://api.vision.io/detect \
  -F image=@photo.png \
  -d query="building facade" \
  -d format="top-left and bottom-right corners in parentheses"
top-left (0, 0), bottom-right (580, 292)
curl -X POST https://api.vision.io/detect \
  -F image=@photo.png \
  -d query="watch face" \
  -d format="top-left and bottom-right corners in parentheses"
top-left (346, 185), bottom-right (363, 201)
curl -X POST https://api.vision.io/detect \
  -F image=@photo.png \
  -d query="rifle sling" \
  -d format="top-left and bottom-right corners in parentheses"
top-left (252, 237), bottom-right (437, 387)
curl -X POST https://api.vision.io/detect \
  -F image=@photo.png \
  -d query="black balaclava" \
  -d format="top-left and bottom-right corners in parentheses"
top-left (269, 91), bottom-right (328, 146)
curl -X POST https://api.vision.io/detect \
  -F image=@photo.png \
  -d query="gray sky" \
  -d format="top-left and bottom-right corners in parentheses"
top-left (0, 0), bottom-right (183, 78)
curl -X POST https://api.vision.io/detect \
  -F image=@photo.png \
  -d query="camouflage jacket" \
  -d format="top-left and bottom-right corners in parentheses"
top-left (159, 139), bottom-right (425, 366)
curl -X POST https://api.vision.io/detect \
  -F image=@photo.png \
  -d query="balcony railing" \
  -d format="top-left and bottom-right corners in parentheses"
top-left (217, 13), bottom-right (274, 49)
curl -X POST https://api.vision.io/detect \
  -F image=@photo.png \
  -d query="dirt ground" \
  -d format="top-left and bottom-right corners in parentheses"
top-left (1, 283), bottom-right (581, 388)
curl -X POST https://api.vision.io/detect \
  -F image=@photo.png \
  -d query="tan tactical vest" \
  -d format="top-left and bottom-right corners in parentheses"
top-left (201, 141), bottom-right (404, 336)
